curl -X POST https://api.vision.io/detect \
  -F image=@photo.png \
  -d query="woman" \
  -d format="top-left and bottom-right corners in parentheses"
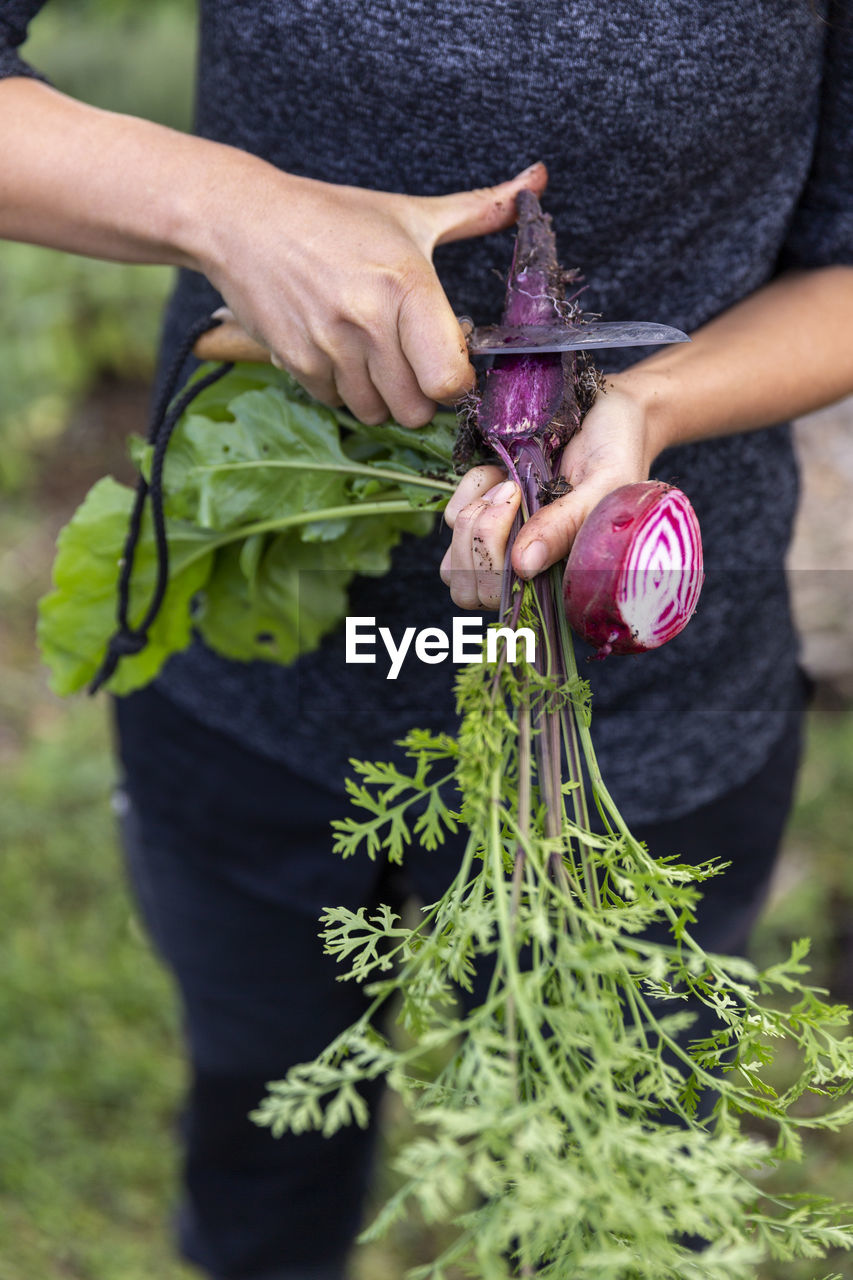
top-left (2, 3), bottom-right (852, 1277)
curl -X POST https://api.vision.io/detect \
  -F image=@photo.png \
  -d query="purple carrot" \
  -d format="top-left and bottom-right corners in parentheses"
top-left (461, 190), bottom-right (704, 873)
top-left (478, 189), bottom-right (587, 466)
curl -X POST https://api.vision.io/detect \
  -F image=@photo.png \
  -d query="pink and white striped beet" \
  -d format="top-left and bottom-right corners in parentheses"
top-left (562, 481), bottom-right (704, 657)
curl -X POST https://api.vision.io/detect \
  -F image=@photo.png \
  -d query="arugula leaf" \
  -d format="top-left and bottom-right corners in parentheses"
top-left (339, 411), bottom-right (459, 468)
top-left (196, 506), bottom-right (434, 665)
top-left (38, 477), bottom-right (217, 695)
top-left (37, 365), bottom-right (456, 696)
top-left (158, 390), bottom-right (355, 530)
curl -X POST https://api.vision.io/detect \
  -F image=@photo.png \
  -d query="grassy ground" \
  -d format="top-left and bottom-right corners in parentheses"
top-left (0, 698), bottom-right (192, 1280)
top-left (0, 390), bottom-right (454, 1279)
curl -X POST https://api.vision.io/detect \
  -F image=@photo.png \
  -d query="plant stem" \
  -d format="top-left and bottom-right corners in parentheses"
top-left (172, 498), bottom-right (442, 573)
top-left (192, 457), bottom-right (456, 493)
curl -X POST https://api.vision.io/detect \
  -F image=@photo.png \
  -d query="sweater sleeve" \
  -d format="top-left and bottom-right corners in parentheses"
top-left (780, 11), bottom-right (853, 269)
top-left (0, 2), bottom-right (50, 82)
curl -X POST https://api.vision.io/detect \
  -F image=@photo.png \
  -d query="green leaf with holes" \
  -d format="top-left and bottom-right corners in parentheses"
top-left (38, 366), bottom-right (456, 695)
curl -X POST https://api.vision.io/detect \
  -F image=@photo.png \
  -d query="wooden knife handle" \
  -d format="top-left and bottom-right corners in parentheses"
top-left (193, 318), bottom-right (272, 364)
top-left (194, 313), bottom-right (476, 365)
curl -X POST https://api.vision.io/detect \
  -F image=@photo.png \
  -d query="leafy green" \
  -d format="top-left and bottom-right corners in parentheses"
top-left (37, 365), bottom-right (457, 694)
top-left (37, 477), bottom-right (216, 695)
top-left (254, 591), bottom-right (853, 1279)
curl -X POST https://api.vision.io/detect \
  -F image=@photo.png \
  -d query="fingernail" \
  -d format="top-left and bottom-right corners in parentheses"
top-left (522, 161), bottom-right (543, 176)
top-left (484, 480), bottom-right (517, 504)
top-left (516, 540), bottom-right (547, 576)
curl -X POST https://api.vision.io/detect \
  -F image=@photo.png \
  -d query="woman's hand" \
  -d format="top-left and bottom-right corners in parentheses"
top-left (441, 262), bottom-right (853, 610)
top-left (441, 379), bottom-right (659, 609)
top-left (196, 162), bottom-right (549, 428)
top-left (0, 79), bottom-right (547, 429)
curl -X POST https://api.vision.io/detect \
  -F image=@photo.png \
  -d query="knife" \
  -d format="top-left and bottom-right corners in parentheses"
top-left (192, 312), bottom-right (689, 364)
top-left (463, 318), bottom-right (689, 354)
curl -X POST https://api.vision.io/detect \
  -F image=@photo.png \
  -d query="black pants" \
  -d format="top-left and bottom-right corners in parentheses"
top-left (114, 677), bottom-right (806, 1280)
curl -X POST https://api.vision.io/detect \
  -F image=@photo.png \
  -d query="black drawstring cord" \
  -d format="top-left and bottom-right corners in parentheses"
top-left (89, 313), bottom-right (235, 694)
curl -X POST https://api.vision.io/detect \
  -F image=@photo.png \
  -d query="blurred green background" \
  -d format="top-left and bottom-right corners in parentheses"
top-left (2, 3), bottom-right (853, 1278)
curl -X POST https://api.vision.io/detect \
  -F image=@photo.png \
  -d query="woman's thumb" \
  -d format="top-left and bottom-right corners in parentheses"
top-left (422, 162), bottom-right (548, 247)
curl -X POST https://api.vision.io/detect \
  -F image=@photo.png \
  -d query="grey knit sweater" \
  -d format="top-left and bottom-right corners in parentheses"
top-left (4, 1), bottom-right (852, 823)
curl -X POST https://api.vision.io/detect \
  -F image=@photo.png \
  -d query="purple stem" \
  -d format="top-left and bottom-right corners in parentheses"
top-left (476, 192), bottom-right (593, 877)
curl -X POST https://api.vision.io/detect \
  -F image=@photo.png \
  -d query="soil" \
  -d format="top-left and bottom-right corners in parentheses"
top-left (34, 375), bottom-right (147, 517)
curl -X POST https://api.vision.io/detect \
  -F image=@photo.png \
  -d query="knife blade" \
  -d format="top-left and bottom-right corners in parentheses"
top-left (465, 319), bottom-right (690, 355)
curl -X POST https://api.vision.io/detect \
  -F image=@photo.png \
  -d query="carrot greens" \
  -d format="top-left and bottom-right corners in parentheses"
top-left (254, 621), bottom-right (853, 1278)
